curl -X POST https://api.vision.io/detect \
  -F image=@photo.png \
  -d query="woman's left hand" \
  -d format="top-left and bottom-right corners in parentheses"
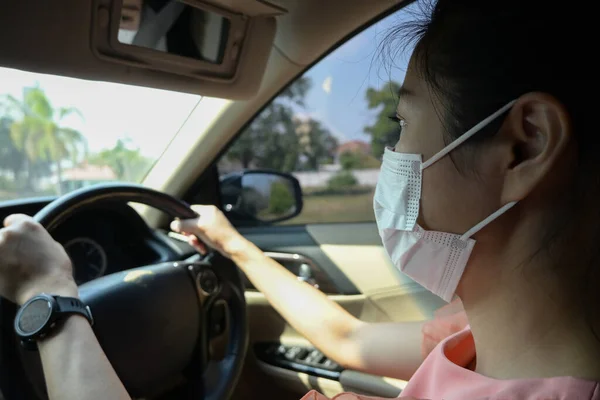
top-left (0, 214), bottom-right (77, 305)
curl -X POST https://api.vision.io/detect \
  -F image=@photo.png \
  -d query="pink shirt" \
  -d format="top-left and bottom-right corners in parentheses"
top-left (300, 300), bottom-right (600, 400)
top-left (400, 326), bottom-right (600, 399)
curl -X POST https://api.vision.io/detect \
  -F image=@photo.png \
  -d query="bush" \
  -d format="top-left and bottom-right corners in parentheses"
top-left (0, 175), bottom-right (16, 191)
top-left (339, 150), bottom-right (381, 170)
top-left (327, 170), bottom-right (358, 192)
top-left (339, 151), bottom-right (362, 170)
top-left (268, 181), bottom-right (295, 215)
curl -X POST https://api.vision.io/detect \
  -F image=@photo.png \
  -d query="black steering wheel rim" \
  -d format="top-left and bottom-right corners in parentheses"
top-left (34, 183), bottom-right (198, 230)
top-left (0, 183), bottom-right (248, 400)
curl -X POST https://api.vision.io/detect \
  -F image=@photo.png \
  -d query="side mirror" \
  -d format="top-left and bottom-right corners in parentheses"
top-left (220, 170), bottom-right (303, 225)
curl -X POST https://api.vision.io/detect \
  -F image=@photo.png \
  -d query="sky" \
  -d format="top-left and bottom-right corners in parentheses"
top-left (0, 4), bottom-right (415, 159)
top-left (294, 8), bottom-right (414, 143)
top-left (0, 67), bottom-right (200, 159)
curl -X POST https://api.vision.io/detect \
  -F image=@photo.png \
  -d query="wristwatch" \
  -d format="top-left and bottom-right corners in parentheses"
top-left (14, 293), bottom-right (94, 349)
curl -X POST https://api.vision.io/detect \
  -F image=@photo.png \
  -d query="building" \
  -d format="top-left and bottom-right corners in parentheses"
top-left (61, 163), bottom-right (117, 192)
top-left (335, 140), bottom-right (371, 158)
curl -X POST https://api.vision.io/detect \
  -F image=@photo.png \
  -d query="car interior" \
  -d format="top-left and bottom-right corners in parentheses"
top-left (0, 1), bottom-right (449, 399)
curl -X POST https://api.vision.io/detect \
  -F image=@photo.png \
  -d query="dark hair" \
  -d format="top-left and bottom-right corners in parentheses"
top-left (385, 0), bottom-right (596, 147)
top-left (382, 0), bottom-right (600, 337)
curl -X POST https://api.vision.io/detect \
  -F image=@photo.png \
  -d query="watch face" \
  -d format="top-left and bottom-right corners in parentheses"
top-left (17, 298), bottom-right (53, 335)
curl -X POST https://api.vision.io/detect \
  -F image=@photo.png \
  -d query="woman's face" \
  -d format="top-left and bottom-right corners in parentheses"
top-left (393, 57), bottom-right (528, 300)
top-left (394, 59), bottom-right (505, 240)
top-left (394, 56), bottom-right (575, 300)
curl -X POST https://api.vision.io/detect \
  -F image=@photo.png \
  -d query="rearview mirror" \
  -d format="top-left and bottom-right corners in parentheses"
top-left (220, 170), bottom-right (303, 225)
top-left (117, 0), bottom-right (230, 65)
top-left (0, 0), bottom-right (284, 99)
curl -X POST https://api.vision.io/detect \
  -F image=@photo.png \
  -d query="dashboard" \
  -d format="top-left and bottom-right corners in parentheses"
top-left (51, 206), bottom-right (173, 284)
top-left (0, 198), bottom-right (192, 285)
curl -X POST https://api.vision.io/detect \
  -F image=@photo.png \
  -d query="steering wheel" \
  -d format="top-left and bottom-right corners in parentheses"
top-left (0, 184), bottom-right (248, 400)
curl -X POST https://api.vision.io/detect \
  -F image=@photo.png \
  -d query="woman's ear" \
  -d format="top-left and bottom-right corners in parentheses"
top-left (499, 92), bottom-right (573, 203)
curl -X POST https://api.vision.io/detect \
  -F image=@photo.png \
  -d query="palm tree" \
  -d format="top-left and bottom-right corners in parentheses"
top-left (4, 86), bottom-right (85, 194)
top-left (88, 138), bottom-right (153, 182)
top-left (0, 117), bottom-right (26, 183)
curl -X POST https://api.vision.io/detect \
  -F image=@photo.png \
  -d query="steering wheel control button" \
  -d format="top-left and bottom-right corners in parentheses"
top-left (197, 269), bottom-right (219, 295)
top-left (209, 302), bottom-right (227, 338)
top-left (208, 301), bottom-right (229, 361)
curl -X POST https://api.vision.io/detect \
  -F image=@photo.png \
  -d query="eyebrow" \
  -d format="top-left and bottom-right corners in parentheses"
top-left (397, 86), bottom-right (415, 99)
top-left (396, 86), bottom-right (415, 112)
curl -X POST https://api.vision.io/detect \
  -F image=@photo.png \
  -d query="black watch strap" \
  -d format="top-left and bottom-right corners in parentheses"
top-left (17, 295), bottom-right (94, 351)
top-left (54, 296), bottom-right (94, 326)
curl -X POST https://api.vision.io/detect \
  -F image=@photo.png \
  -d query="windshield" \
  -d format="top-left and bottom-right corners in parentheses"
top-left (0, 67), bottom-right (201, 201)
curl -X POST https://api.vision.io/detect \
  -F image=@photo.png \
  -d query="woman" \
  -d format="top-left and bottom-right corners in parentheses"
top-left (2, 0), bottom-right (600, 398)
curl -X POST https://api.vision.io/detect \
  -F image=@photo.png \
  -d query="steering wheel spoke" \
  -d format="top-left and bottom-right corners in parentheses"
top-left (183, 258), bottom-right (248, 400)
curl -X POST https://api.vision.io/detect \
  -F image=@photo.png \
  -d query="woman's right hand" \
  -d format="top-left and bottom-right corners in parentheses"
top-left (170, 205), bottom-right (251, 259)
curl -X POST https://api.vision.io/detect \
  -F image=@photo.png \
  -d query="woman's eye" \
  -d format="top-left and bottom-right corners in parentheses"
top-left (388, 115), bottom-right (406, 136)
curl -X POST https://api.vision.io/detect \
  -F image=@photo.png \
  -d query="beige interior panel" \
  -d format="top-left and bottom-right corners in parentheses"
top-left (340, 370), bottom-right (407, 398)
top-left (250, 358), bottom-right (408, 398)
top-left (236, 292), bottom-right (392, 400)
top-left (369, 287), bottom-right (446, 322)
top-left (256, 360), bottom-right (345, 398)
top-left (305, 223), bottom-right (446, 322)
top-left (0, 1), bottom-right (276, 99)
top-left (305, 223), bottom-right (415, 295)
top-left (274, 0), bottom-right (403, 66)
top-left (237, 226), bottom-right (443, 399)
top-left (242, 292), bottom-right (410, 399)
top-left (245, 291), bottom-right (391, 345)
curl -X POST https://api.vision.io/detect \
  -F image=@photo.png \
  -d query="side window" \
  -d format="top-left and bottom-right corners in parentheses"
top-left (218, 8), bottom-right (410, 225)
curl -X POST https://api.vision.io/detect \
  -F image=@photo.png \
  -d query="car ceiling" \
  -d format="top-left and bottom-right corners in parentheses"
top-left (0, 0), bottom-right (404, 98)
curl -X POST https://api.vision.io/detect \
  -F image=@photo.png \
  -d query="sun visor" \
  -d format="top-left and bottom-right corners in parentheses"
top-left (0, 0), bottom-right (284, 99)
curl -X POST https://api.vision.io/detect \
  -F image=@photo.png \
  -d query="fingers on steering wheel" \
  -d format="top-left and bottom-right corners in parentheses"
top-left (170, 218), bottom-right (199, 234)
top-left (190, 204), bottom-right (209, 215)
top-left (3, 213), bottom-right (32, 227)
top-left (170, 218), bottom-right (208, 255)
top-left (187, 235), bottom-right (207, 255)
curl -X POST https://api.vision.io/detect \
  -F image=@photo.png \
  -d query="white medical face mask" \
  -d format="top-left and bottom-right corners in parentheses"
top-left (374, 101), bottom-right (517, 302)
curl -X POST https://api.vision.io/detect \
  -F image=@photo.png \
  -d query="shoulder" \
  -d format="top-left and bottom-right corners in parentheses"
top-left (421, 298), bottom-right (469, 360)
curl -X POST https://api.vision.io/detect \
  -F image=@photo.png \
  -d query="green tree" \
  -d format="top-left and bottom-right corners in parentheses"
top-left (339, 150), bottom-right (381, 171)
top-left (339, 151), bottom-right (362, 171)
top-left (226, 77), bottom-right (309, 172)
top-left (4, 86), bottom-right (84, 194)
top-left (327, 170), bottom-right (358, 192)
top-left (88, 139), bottom-right (153, 182)
top-left (268, 181), bottom-right (295, 216)
top-left (364, 81), bottom-right (401, 159)
top-left (0, 117), bottom-right (25, 183)
top-left (297, 119), bottom-right (338, 171)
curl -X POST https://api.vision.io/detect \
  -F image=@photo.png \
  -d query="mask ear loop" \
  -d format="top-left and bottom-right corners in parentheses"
top-left (460, 201), bottom-right (517, 241)
top-left (421, 100), bottom-right (517, 171)
top-left (417, 100), bottom-right (518, 243)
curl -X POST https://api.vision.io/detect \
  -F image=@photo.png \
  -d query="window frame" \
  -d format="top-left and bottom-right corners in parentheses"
top-left (184, 1), bottom-right (415, 226)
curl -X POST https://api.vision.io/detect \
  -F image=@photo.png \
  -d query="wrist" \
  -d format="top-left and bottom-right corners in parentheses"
top-left (226, 236), bottom-right (261, 264)
top-left (17, 277), bottom-right (78, 306)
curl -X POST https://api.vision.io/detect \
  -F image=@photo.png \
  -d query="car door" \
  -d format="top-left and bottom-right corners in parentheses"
top-left (189, 5), bottom-right (447, 399)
